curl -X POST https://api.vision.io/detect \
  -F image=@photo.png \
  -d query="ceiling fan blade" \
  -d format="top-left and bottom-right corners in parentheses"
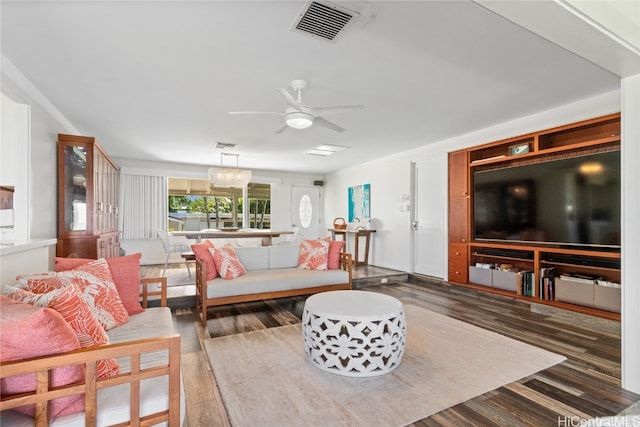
top-left (314, 117), bottom-right (346, 133)
top-left (274, 122), bottom-right (289, 134)
top-left (311, 105), bottom-right (364, 116)
top-left (275, 88), bottom-right (300, 109)
top-left (228, 111), bottom-right (284, 115)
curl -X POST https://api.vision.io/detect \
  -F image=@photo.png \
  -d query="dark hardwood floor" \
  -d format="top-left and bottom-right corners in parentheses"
top-left (146, 264), bottom-right (639, 426)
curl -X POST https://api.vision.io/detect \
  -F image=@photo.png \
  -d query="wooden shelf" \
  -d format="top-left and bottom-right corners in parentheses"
top-left (540, 260), bottom-right (620, 273)
top-left (457, 281), bottom-right (620, 321)
top-left (468, 113), bottom-right (621, 167)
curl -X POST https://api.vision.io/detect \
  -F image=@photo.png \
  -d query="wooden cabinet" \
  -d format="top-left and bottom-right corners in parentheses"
top-left (448, 150), bottom-right (469, 283)
top-left (448, 150), bottom-right (469, 198)
top-left (448, 113), bottom-right (622, 319)
top-left (448, 243), bottom-right (468, 284)
top-left (57, 134), bottom-right (120, 259)
top-left (448, 197), bottom-right (469, 244)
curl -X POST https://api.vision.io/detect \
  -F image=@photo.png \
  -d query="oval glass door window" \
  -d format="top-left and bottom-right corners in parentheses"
top-left (299, 195), bottom-right (312, 228)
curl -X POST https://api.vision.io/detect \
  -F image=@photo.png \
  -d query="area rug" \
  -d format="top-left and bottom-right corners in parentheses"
top-left (203, 304), bottom-right (566, 427)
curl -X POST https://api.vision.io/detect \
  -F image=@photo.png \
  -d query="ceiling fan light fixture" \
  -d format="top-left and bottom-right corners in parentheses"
top-left (286, 112), bottom-right (313, 129)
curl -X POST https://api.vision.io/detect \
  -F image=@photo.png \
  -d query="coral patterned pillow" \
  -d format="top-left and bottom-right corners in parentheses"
top-left (192, 242), bottom-right (217, 280)
top-left (55, 253), bottom-right (144, 315)
top-left (0, 295), bottom-right (85, 418)
top-left (323, 238), bottom-right (345, 270)
top-left (101, 253), bottom-right (143, 315)
top-left (5, 286), bottom-right (119, 378)
top-left (22, 258), bottom-right (129, 330)
top-left (297, 239), bottom-right (329, 271)
top-left (210, 246), bottom-right (246, 280)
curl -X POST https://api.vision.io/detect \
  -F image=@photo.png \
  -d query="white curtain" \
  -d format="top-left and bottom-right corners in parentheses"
top-left (119, 174), bottom-right (167, 239)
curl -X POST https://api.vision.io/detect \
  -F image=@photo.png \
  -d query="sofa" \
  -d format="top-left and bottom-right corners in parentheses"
top-left (0, 258), bottom-right (184, 426)
top-left (195, 243), bottom-right (353, 327)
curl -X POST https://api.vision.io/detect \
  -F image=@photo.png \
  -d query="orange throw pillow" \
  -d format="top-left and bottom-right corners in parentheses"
top-left (297, 239), bottom-right (329, 271)
top-left (24, 258), bottom-right (129, 330)
top-left (0, 296), bottom-right (85, 418)
top-left (191, 242), bottom-right (217, 280)
top-left (210, 246), bottom-right (246, 279)
top-left (55, 253), bottom-right (144, 315)
top-left (323, 238), bottom-right (345, 270)
top-left (5, 286), bottom-right (120, 378)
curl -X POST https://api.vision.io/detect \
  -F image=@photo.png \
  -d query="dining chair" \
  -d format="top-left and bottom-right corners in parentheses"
top-left (156, 229), bottom-right (193, 276)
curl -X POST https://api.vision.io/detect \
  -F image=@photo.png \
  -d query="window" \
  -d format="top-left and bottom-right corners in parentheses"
top-left (167, 178), bottom-right (270, 231)
top-left (247, 183), bottom-right (271, 229)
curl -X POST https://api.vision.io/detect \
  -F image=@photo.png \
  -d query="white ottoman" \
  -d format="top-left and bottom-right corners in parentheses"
top-left (302, 290), bottom-right (406, 377)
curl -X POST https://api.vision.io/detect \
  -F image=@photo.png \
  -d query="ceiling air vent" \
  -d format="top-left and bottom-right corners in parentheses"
top-left (291, 1), bottom-right (359, 42)
top-left (215, 142), bottom-right (236, 150)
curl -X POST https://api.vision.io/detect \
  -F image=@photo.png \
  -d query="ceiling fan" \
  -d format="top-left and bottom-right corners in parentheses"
top-left (229, 80), bottom-right (364, 133)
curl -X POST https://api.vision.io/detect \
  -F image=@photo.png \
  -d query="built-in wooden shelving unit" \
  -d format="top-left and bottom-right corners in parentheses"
top-left (448, 113), bottom-right (621, 320)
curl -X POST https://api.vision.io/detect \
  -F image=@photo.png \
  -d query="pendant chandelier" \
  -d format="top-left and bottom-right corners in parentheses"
top-left (208, 153), bottom-right (252, 188)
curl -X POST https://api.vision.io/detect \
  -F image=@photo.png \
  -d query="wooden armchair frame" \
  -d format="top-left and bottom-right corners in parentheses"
top-left (0, 276), bottom-right (181, 427)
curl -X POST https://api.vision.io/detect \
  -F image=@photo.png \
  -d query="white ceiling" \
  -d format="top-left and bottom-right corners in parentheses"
top-left (0, 1), bottom-right (631, 174)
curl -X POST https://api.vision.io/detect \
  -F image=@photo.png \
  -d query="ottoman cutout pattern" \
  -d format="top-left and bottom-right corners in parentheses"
top-left (302, 290), bottom-right (406, 377)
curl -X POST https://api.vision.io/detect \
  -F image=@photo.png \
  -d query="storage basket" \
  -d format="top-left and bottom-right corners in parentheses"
top-left (333, 217), bottom-right (347, 230)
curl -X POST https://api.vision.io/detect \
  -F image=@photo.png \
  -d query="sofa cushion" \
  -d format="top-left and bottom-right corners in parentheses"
top-left (205, 268), bottom-right (349, 299)
top-left (55, 253), bottom-right (144, 315)
top-left (268, 245), bottom-right (300, 269)
top-left (297, 239), bottom-right (329, 271)
top-left (0, 295), bottom-right (85, 419)
top-left (4, 286), bottom-right (120, 378)
top-left (23, 258), bottom-right (129, 330)
top-left (235, 246), bottom-right (270, 271)
top-left (210, 246), bottom-right (246, 279)
top-left (191, 241), bottom-right (217, 280)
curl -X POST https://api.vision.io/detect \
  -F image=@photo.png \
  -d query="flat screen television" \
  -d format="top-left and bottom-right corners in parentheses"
top-left (473, 150), bottom-right (620, 250)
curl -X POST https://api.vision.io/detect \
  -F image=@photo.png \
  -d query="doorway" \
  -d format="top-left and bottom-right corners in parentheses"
top-left (291, 185), bottom-right (321, 241)
top-left (412, 156), bottom-right (446, 278)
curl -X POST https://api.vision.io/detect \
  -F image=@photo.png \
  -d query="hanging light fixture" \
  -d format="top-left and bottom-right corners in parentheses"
top-left (208, 153), bottom-right (252, 188)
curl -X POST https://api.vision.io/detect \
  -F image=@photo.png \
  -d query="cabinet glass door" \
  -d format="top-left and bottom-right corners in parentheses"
top-left (64, 145), bottom-right (88, 232)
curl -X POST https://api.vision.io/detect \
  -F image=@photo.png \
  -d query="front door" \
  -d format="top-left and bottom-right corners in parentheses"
top-left (291, 185), bottom-right (321, 241)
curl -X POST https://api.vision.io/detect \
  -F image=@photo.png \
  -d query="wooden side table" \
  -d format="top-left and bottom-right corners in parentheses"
top-left (328, 228), bottom-right (376, 266)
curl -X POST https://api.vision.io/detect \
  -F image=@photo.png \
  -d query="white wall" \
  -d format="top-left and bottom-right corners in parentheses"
top-left (324, 154), bottom-right (413, 272)
top-left (621, 73), bottom-right (640, 394)
top-left (1, 57), bottom-right (76, 242)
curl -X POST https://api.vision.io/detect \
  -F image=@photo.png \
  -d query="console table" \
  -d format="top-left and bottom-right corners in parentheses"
top-left (328, 228), bottom-right (376, 266)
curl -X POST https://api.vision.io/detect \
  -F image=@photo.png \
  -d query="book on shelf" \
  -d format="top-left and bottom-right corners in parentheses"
top-left (539, 267), bottom-right (557, 301)
top-left (596, 279), bottom-right (621, 288)
top-left (518, 271), bottom-right (534, 297)
top-left (558, 273), bottom-right (601, 284)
